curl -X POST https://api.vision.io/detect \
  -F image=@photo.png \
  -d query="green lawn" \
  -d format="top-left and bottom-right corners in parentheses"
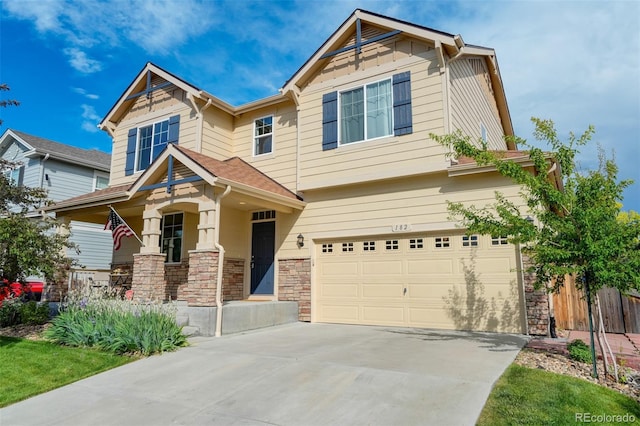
top-left (0, 336), bottom-right (135, 407)
top-left (478, 364), bottom-right (640, 425)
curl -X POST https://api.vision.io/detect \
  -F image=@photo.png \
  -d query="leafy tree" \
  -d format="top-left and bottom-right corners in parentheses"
top-left (432, 118), bottom-right (640, 377)
top-left (0, 86), bottom-right (76, 285)
top-left (0, 83), bottom-right (20, 127)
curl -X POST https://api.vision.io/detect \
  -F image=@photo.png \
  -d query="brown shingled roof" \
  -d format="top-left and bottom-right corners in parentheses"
top-left (174, 146), bottom-right (299, 200)
top-left (456, 150), bottom-right (530, 165)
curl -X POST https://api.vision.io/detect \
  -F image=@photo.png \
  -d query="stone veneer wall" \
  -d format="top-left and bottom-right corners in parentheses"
top-left (178, 250), bottom-right (219, 306)
top-left (223, 258), bottom-right (244, 301)
top-left (132, 253), bottom-right (166, 301)
top-left (523, 256), bottom-right (550, 336)
top-left (165, 261), bottom-right (189, 301)
top-left (278, 258), bottom-right (311, 321)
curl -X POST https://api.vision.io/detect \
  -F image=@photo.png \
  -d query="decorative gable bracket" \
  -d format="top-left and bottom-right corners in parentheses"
top-left (125, 70), bottom-right (174, 101)
top-left (138, 155), bottom-right (204, 194)
top-left (319, 18), bottom-right (401, 59)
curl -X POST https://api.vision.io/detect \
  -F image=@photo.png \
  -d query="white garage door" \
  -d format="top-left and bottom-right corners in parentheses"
top-left (315, 233), bottom-right (524, 333)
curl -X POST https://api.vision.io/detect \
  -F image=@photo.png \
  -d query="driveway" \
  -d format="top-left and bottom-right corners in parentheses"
top-left (0, 323), bottom-right (527, 425)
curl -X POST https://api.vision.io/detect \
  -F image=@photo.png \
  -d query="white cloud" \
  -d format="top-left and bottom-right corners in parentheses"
top-left (80, 104), bottom-right (100, 133)
top-left (63, 48), bottom-right (102, 74)
top-left (72, 87), bottom-right (99, 100)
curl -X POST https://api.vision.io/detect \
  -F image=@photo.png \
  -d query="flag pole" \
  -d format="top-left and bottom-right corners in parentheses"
top-left (108, 206), bottom-right (144, 246)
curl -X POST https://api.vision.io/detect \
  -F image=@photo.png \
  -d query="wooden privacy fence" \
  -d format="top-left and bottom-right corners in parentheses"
top-left (553, 275), bottom-right (640, 334)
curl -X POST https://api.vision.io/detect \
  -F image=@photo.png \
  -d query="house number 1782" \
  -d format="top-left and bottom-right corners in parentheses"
top-left (391, 224), bottom-right (412, 232)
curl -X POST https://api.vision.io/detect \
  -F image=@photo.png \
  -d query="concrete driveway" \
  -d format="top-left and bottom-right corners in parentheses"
top-left (0, 323), bottom-right (527, 426)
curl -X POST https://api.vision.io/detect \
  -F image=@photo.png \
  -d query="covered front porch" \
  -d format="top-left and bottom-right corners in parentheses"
top-left (48, 145), bottom-right (308, 334)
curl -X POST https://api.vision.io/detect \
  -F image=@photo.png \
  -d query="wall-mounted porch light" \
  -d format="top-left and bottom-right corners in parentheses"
top-left (297, 233), bottom-right (304, 248)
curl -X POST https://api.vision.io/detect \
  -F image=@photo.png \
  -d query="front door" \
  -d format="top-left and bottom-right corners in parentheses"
top-left (250, 221), bottom-right (275, 295)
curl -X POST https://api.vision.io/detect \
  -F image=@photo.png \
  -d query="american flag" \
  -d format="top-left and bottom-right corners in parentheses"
top-left (104, 209), bottom-right (134, 250)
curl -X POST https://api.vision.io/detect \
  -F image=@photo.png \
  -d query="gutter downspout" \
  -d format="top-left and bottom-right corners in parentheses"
top-left (39, 153), bottom-right (50, 189)
top-left (214, 185), bottom-right (232, 337)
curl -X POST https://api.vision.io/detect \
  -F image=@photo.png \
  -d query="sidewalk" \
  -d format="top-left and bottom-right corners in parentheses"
top-left (526, 331), bottom-right (640, 370)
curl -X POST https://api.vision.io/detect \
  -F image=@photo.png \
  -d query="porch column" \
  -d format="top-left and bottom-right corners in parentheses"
top-left (140, 209), bottom-right (162, 254)
top-left (181, 201), bottom-right (219, 306)
top-left (196, 201), bottom-right (216, 250)
top-left (131, 208), bottom-right (165, 301)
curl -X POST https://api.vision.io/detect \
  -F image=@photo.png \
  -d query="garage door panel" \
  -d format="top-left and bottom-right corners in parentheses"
top-left (362, 283), bottom-right (403, 298)
top-left (407, 259), bottom-right (453, 274)
top-left (407, 283), bottom-right (452, 299)
top-left (319, 304), bottom-right (360, 322)
top-left (320, 283), bottom-right (360, 298)
top-left (362, 260), bottom-right (403, 275)
top-left (362, 305), bottom-right (405, 323)
top-left (320, 261), bottom-right (359, 276)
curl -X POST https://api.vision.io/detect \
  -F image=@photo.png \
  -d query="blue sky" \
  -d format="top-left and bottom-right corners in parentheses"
top-left (1, 0), bottom-right (639, 211)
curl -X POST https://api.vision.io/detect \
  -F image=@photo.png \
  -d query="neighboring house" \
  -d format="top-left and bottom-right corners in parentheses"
top-left (0, 129), bottom-right (113, 275)
top-left (49, 10), bottom-right (552, 336)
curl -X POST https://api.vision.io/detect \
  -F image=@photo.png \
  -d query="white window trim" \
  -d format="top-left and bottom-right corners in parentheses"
top-left (134, 118), bottom-right (170, 173)
top-left (93, 171), bottom-right (109, 191)
top-left (337, 77), bottom-right (394, 146)
top-left (253, 114), bottom-right (275, 157)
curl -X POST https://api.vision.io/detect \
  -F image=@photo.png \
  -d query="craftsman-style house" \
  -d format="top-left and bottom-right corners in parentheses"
top-left (49, 10), bottom-right (550, 336)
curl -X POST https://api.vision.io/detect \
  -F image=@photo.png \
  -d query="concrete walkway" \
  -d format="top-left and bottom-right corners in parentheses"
top-left (0, 323), bottom-right (526, 426)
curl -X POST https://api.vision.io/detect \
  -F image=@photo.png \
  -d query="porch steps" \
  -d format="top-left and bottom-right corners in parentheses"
top-left (175, 301), bottom-right (299, 337)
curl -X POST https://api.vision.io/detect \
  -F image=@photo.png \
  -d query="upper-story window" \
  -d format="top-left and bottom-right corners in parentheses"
top-left (3, 166), bottom-right (23, 186)
top-left (254, 116), bottom-right (273, 156)
top-left (137, 119), bottom-right (169, 171)
top-left (125, 114), bottom-right (179, 176)
top-left (340, 79), bottom-right (392, 144)
top-left (93, 172), bottom-right (109, 191)
top-left (322, 72), bottom-right (412, 151)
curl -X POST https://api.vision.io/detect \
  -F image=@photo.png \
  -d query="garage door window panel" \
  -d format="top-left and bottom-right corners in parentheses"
top-left (435, 237), bottom-right (451, 248)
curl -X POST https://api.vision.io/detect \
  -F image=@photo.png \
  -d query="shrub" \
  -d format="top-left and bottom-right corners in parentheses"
top-left (567, 339), bottom-right (592, 364)
top-left (19, 301), bottom-right (50, 325)
top-left (45, 287), bottom-right (187, 355)
top-left (0, 298), bottom-right (49, 327)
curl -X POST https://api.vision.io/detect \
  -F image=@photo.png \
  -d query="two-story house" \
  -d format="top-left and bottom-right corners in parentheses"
top-left (0, 129), bottom-right (113, 283)
top-left (49, 10), bottom-right (551, 336)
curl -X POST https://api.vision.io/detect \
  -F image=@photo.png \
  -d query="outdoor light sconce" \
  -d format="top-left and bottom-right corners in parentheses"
top-left (297, 233), bottom-right (304, 248)
top-left (525, 216), bottom-right (534, 225)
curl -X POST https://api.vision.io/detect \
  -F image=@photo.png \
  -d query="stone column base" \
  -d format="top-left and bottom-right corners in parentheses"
top-left (278, 258), bottom-right (311, 321)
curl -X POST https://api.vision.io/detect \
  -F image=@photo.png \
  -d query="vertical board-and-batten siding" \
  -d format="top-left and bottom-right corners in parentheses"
top-left (449, 58), bottom-right (506, 150)
top-left (231, 102), bottom-right (298, 192)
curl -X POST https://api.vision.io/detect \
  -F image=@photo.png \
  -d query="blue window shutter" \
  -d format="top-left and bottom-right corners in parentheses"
top-left (125, 128), bottom-right (137, 176)
top-left (168, 115), bottom-right (180, 145)
top-left (322, 92), bottom-right (338, 151)
top-left (393, 71), bottom-right (413, 136)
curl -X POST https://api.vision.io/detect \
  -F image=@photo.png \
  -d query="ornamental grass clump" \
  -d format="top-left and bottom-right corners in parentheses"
top-left (45, 287), bottom-right (187, 355)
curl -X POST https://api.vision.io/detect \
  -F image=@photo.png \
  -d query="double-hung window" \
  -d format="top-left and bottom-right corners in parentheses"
top-left (137, 119), bottom-right (169, 172)
top-left (254, 116), bottom-right (273, 155)
top-left (3, 167), bottom-right (22, 185)
top-left (160, 212), bottom-right (183, 263)
top-left (125, 114), bottom-right (179, 176)
top-left (322, 71), bottom-right (412, 151)
top-left (340, 79), bottom-right (392, 144)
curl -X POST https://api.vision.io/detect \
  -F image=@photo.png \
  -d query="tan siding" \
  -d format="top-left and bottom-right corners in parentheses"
top-left (201, 107), bottom-right (234, 159)
top-left (232, 102), bottom-right (298, 192)
top-left (298, 50), bottom-right (447, 190)
top-left (278, 171), bottom-right (526, 259)
top-left (449, 58), bottom-right (506, 150)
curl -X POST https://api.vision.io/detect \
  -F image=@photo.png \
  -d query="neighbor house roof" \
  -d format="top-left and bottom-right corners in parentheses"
top-left (1, 129), bottom-right (111, 171)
